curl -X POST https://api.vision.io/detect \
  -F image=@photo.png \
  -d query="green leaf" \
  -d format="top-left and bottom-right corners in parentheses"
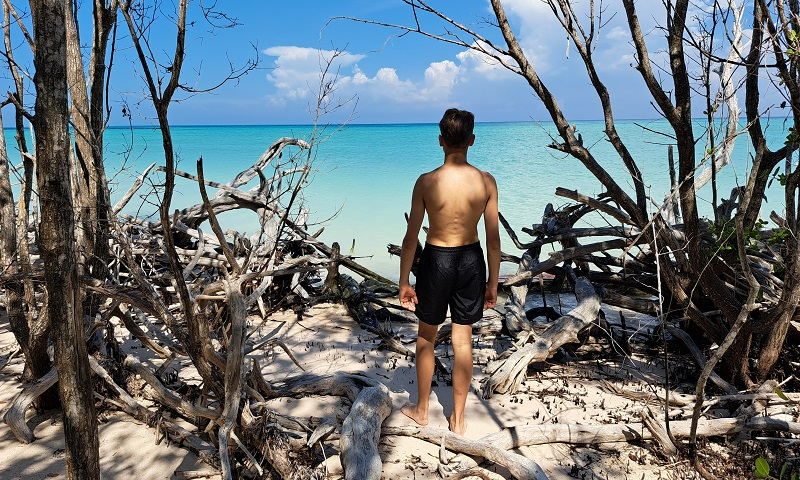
top-left (780, 463), bottom-right (789, 480)
top-left (775, 386), bottom-right (791, 401)
top-left (755, 457), bottom-right (771, 478)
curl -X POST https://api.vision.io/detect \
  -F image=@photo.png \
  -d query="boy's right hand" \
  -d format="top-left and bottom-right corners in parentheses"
top-left (399, 283), bottom-right (418, 311)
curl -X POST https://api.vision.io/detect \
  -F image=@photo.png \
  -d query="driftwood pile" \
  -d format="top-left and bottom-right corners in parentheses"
top-left (478, 185), bottom-right (796, 400)
top-left (381, 191), bottom-right (799, 478)
top-left (0, 137), bottom-right (409, 479)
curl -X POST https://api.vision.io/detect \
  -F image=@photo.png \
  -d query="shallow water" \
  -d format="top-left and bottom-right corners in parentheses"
top-left (5, 119), bottom-right (790, 280)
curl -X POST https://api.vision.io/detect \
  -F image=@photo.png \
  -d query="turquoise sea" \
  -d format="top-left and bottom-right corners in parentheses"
top-left (5, 120), bottom-right (792, 280)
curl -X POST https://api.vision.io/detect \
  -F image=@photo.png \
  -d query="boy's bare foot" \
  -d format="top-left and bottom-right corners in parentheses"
top-left (400, 404), bottom-right (429, 426)
top-left (448, 413), bottom-right (466, 435)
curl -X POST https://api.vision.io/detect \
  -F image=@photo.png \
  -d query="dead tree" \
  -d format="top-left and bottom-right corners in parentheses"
top-left (29, 0), bottom-right (100, 477)
top-left (0, 0), bottom-right (54, 403)
top-left (64, 0), bottom-right (118, 336)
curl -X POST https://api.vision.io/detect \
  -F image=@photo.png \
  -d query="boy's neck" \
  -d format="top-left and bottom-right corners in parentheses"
top-left (443, 150), bottom-right (468, 165)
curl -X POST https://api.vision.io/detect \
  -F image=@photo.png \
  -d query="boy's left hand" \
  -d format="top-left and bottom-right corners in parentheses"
top-left (484, 282), bottom-right (497, 310)
top-left (399, 284), bottom-right (418, 311)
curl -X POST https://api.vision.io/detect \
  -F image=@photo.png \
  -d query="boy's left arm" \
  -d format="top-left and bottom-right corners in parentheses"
top-left (483, 172), bottom-right (500, 309)
top-left (399, 175), bottom-right (426, 311)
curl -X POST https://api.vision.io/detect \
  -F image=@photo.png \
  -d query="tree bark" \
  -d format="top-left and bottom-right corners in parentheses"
top-left (29, 0), bottom-right (100, 477)
top-left (1, 0), bottom-right (54, 395)
top-left (64, 0), bottom-right (115, 347)
top-left (0, 110), bottom-right (28, 380)
top-left (218, 280), bottom-right (246, 480)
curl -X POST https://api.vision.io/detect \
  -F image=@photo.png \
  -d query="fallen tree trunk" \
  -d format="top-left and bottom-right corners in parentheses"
top-left (340, 383), bottom-right (392, 480)
top-left (3, 367), bottom-right (58, 443)
top-left (503, 240), bottom-right (633, 287)
top-left (479, 415), bottom-right (800, 449)
top-left (483, 276), bottom-right (600, 397)
top-left (382, 425), bottom-right (549, 480)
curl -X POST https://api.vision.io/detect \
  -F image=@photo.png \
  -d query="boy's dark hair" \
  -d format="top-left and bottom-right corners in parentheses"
top-left (439, 108), bottom-right (474, 148)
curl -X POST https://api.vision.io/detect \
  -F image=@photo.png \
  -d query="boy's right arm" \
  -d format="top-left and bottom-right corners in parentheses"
top-left (399, 175), bottom-right (426, 311)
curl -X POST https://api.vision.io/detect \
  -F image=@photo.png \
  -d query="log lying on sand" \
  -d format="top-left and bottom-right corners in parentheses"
top-left (382, 425), bottom-right (549, 480)
top-left (479, 415), bottom-right (800, 449)
top-left (3, 367), bottom-right (58, 443)
top-left (482, 276), bottom-right (601, 397)
top-left (383, 414), bottom-right (799, 479)
top-left (258, 371), bottom-right (378, 401)
top-left (251, 370), bottom-right (394, 478)
top-left (340, 383), bottom-right (392, 480)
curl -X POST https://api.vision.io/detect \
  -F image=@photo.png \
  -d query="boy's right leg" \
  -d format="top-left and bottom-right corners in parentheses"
top-left (401, 320), bottom-right (439, 425)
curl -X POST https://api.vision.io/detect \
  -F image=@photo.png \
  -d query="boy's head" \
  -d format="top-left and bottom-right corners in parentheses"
top-left (439, 108), bottom-right (475, 151)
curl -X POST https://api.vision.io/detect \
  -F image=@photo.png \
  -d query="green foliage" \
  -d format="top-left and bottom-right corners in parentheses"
top-left (785, 127), bottom-right (800, 148)
top-left (769, 228), bottom-right (790, 246)
top-left (789, 30), bottom-right (800, 56)
top-left (709, 221), bottom-right (737, 253)
top-left (768, 166), bottom-right (788, 188)
top-left (756, 457), bottom-right (771, 478)
top-left (774, 386), bottom-right (790, 401)
top-left (710, 219), bottom-right (770, 253)
top-left (753, 455), bottom-right (800, 480)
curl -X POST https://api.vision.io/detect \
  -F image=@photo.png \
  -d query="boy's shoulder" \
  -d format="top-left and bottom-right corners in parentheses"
top-left (416, 168), bottom-right (439, 183)
top-left (480, 169), bottom-right (496, 181)
top-left (479, 169), bottom-right (497, 190)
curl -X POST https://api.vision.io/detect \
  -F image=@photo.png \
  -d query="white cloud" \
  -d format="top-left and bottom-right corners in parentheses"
top-left (263, 46), bottom-right (365, 104)
top-left (456, 41), bottom-right (515, 80)
top-left (264, 45), bottom-right (497, 108)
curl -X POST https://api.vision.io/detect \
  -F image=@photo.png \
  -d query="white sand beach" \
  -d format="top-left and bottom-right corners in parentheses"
top-left (1, 296), bottom-right (723, 480)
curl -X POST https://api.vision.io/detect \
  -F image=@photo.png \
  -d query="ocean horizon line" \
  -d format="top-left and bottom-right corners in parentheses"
top-left (0, 117), bottom-right (682, 130)
top-left (4, 116), bottom-right (793, 130)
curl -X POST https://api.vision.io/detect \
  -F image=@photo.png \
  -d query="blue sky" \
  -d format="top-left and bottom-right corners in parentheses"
top-left (0, 1), bottom-right (772, 125)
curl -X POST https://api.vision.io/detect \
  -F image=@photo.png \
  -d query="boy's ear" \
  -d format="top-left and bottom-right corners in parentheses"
top-left (439, 135), bottom-right (445, 147)
top-left (468, 134), bottom-right (476, 146)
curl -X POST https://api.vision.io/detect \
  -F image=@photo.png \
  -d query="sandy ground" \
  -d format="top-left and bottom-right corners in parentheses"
top-left (0, 292), bottom-right (700, 480)
top-left (255, 300), bottom-right (677, 480)
top-left (0, 317), bottom-right (206, 479)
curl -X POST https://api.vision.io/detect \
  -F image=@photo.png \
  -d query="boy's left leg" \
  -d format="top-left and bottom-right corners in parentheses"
top-left (401, 320), bottom-right (439, 425)
top-left (449, 322), bottom-right (472, 435)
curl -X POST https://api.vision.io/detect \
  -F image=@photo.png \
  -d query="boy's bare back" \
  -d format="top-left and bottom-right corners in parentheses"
top-left (417, 164), bottom-right (496, 247)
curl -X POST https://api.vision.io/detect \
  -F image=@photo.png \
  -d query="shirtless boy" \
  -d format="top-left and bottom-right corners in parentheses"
top-left (398, 108), bottom-right (500, 435)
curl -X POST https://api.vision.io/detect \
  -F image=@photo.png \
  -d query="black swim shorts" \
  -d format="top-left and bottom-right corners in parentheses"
top-left (414, 241), bottom-right (486, 326)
